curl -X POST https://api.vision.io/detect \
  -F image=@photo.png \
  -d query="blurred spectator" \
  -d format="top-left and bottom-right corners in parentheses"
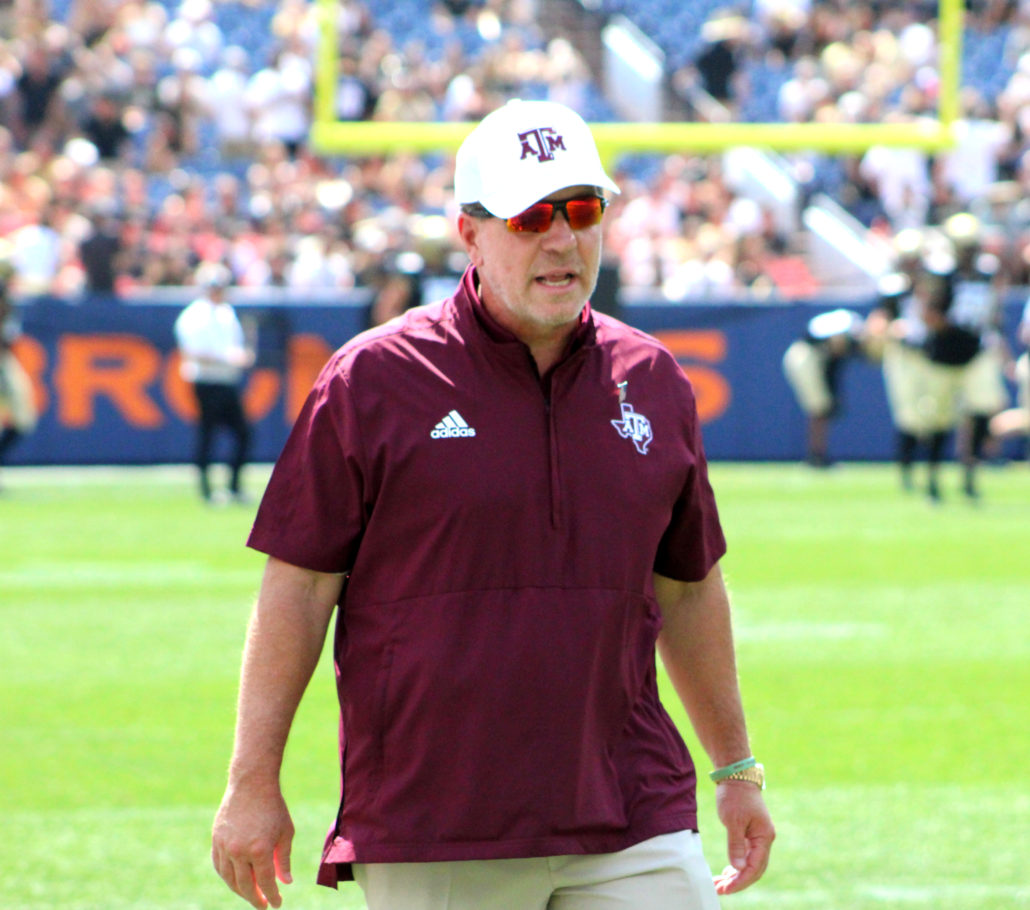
top-left (163, 0), bottom-right (224, 71)
top-left (80, 92), bottom-right (132, 161)
top-left (153, 46), bottom-right (208, 160)
top-left (693, 12), bottom-right (749, 107)
top-left (78, 202), bottom-right (124, 294)
top-left (335, 51), bottom-right (378, 121)
top-left (857, 115), bottom-right (933, 230)
top-left (68, 0), bottom-right (121, 48)
top-left (935, 88), bottom-right (1013, 209)
top-left (777, 56), bottom-right (829, 123)
top-left (14, 40), bottom-right (69, 148)
top-left (245, 45), bottom-right (312, 158)
top-left (545, 37), bottom-right (591, 111)
top-left (365, 252), bottom-right (423, 327)
top-left (9, 204), bottom-right (62, 295)
top-left (203, 45), bottom-right (254, 159)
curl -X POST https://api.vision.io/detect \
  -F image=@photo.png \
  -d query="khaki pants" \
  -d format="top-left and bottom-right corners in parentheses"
top-left (0, 350), bottom-right (38, 432)
top-left (882, 340), bottom-right (930, 434)
top-left (783, 340), bottom-right (832, 415)
top-left (959, 346), bottom-right (1007, 416)
top-left (354, 830), bottom-right (720, 910)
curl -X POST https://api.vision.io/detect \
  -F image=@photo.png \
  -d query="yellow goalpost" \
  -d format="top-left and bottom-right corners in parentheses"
top-left (309, 0), bottom-right (963, 156)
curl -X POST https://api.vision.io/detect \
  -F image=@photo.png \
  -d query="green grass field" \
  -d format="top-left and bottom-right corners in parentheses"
top-left (2, 462), bottom-right (1029, 910)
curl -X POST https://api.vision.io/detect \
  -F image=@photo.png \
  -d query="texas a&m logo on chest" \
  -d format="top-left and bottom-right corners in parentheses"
top-left (519, 127), bottom-right (566, 162)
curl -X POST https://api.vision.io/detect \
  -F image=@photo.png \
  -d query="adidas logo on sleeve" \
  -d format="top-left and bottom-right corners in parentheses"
top-left (430, 410), bottom-right (477, 439)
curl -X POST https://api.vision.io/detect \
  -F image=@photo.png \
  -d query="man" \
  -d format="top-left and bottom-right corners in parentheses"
top-left (174, 263), bottom-right (253, 503)
top-left (212, 99), bottom-right (774, 910)
top-left (782, 307), bottom-right (865, 467)
top-left (78, 203), bottom-right (123, 295)
top-left (865, 230), bottom-right (938, 492)
top-left (80, 92), bottom-right (132, 161)
top-left (917, 248), bottom-right (994, 503)
top-left (939, 213), bottom-right (1009, 498)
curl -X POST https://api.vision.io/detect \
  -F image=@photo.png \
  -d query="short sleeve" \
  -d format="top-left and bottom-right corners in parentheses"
top-left (247, 361), bottom-right (367, 573)
top-left (652, 370), bottom-right (726, 582)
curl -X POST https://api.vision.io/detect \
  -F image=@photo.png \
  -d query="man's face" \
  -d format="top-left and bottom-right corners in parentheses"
top-left (459, 185), bottom-right (603, 344)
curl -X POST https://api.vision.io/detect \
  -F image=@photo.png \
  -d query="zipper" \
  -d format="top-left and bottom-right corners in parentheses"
top-left (524, 349), bottom-right (562, 530)
top-left (547, 384), bottom-right (561, 529)
top-left (526, 338), bottom-right (591, 530)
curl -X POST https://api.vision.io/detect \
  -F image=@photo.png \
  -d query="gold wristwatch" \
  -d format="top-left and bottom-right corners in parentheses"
top-left (717, 762), bottom-right (766, 789)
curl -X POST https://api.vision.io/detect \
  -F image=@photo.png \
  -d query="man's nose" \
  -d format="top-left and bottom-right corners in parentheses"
top-left (542, 211), bottom-right (578, 248)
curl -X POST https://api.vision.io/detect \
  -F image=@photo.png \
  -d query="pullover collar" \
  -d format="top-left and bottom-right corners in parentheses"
top-left (452, 266), bottom-right (598, 368)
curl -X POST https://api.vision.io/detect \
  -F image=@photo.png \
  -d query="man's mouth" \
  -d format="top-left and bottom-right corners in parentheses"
top-left (536, 271), bottom-right (577, 288)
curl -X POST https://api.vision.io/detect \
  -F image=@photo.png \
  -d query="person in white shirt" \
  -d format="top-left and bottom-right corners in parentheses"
top-left (174, 263), bottom-right (254, 503)
top-left (244, 46), bottom-right (312, 158)
top-left (203, 45), bottom-right (253, 159)
top-left (858, 121), bottom-right (932, 230)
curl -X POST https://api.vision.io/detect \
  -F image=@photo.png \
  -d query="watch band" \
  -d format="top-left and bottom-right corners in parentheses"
top-left (718, 762), bottom-right (766, 790)
top-left (709, 756), bottom-right (756, 781)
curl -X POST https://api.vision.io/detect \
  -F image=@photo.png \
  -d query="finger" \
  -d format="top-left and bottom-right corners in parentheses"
top-left (718, 837), bottom-right (773, 894)
top-left (231, 858), bottom-right (270, 910)
top-left (726, 825), bottom-right (749, 873)
top-left (713, 864), bottom-right (739, 895)
top-left (275, 837), bottom-right (294, 885)
top-left (212, 845), bottom-right (237, 898)
top-left (252, 855), bottom-right (283, 909)
top-left (213, 844), bottom-right (241, 897)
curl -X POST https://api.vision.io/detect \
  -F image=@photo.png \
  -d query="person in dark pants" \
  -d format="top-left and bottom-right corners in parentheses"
top-left (174, 264), bottom-right (254, 503)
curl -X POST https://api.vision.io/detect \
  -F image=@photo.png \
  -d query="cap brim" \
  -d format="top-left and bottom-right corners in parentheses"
top-left (480, 173), bottom-right (620, 219)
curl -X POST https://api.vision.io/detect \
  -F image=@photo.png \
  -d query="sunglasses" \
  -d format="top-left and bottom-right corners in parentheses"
top-left (466, 195), bottom-right (608, 233)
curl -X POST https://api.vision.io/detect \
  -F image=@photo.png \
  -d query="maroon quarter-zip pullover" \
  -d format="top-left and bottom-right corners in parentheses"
top-left (248, 267), bottom-right (727, 886)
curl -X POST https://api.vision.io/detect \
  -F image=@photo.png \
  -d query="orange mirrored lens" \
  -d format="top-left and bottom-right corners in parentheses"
top-left (506, 196), bottom-right (605, 233)
top-left (565, 198), bottom-right (605, 229)
top-left (507, 203), bottom-right (553, 232)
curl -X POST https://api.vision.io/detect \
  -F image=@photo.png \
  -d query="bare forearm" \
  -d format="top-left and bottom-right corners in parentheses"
top-left (227, 558), bottom-right (342, 787)
top-left (656, 566), bottom-right (775, 890)
top-left (654, 565), bottom-right (751, 766)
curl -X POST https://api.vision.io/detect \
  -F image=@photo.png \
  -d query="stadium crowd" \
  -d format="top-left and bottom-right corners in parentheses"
top-left (0, 0), bottom-right (1030, 304)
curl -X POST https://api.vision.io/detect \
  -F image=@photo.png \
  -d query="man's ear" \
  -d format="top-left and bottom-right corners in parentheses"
top-left (457, 214), bottom-right (483, 267)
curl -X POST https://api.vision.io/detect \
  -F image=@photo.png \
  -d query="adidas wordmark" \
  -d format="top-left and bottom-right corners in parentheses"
top-left (430, 410), bottom-right (477, 439)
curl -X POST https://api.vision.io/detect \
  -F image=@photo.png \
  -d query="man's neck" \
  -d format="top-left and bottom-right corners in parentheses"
top-left (526, 328), bottom-right (577, 375)
top-left (474, 276), bottom-right (583, 374)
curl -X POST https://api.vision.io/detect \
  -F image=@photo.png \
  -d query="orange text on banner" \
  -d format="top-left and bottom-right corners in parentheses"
top-left (55, 334), bottom-right (165, 428)
top-left (46, 332), bottom-right (336, 429)
top-left (652, 330), bottom-right (731, 423)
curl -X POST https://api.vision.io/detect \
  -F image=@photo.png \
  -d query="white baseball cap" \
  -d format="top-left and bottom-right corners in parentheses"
top-left (454, 99), bottom-right (620, 218)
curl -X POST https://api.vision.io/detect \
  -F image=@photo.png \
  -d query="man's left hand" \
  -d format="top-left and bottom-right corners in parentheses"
top-left (713, 780), bottom-right (775, 894)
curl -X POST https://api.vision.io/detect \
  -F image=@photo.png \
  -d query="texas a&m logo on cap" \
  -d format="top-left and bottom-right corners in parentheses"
top-left (519, 127), bottom-right (566, 162)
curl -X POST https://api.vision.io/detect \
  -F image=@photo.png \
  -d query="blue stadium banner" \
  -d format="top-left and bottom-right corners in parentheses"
top-left (7, 292), bottom-right (1027, 465)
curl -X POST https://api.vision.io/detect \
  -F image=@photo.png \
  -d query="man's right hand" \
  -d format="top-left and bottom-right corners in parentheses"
top-left (212, 559), bottom-right (341, 906)
top-left (212, 784), bottom-right (295, 909)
